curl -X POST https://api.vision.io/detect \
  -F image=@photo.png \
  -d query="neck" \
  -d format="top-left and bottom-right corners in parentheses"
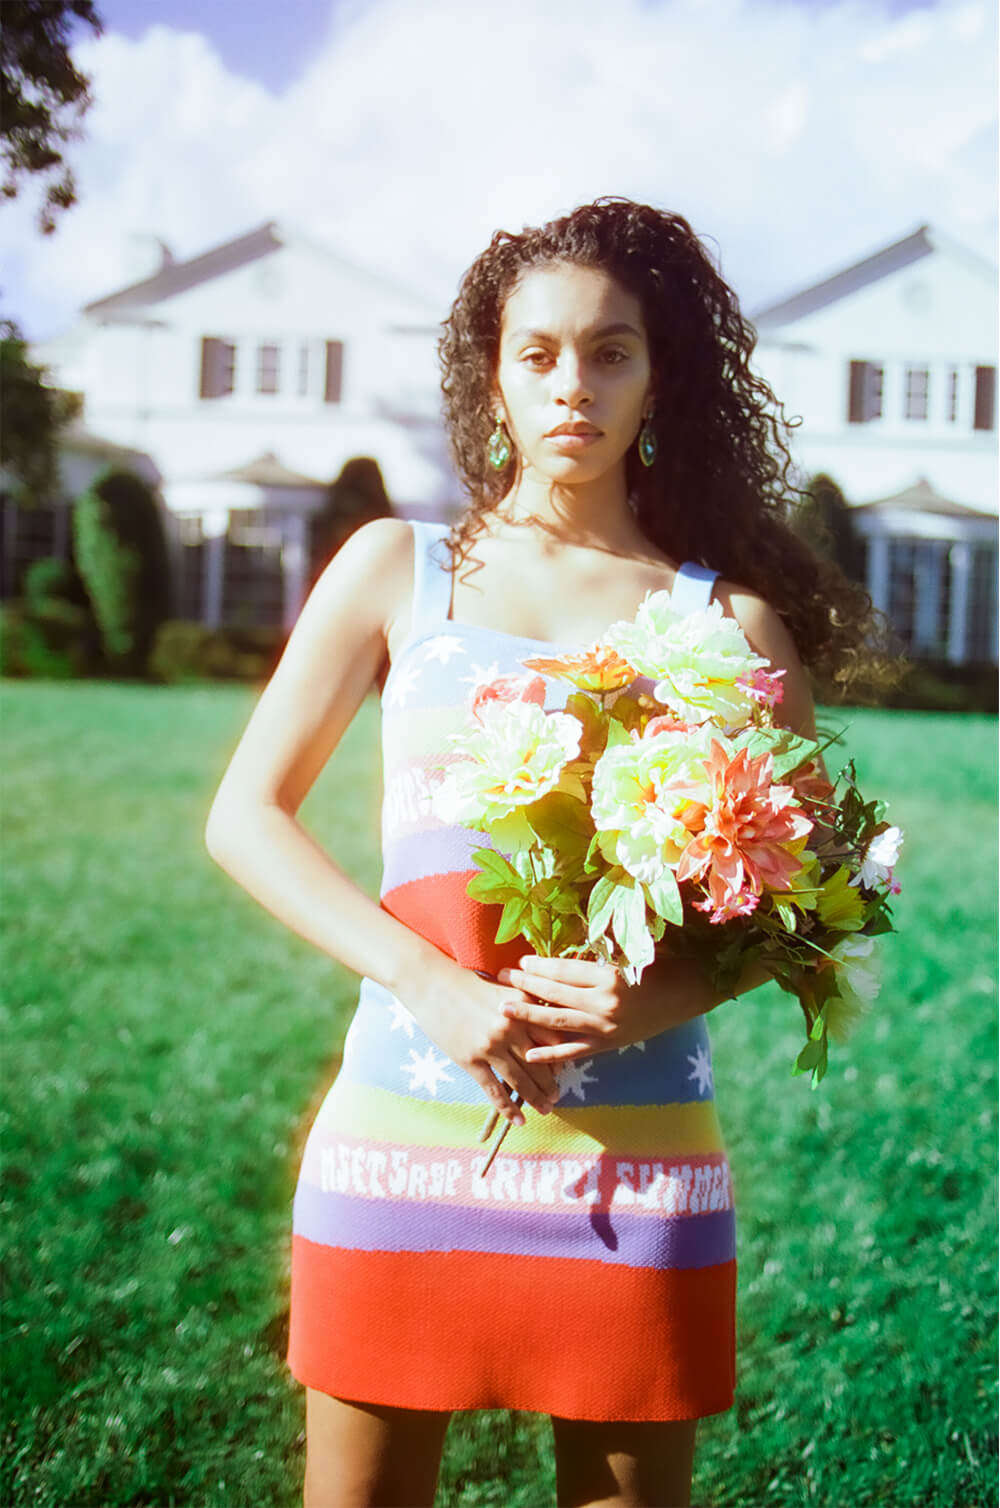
top-left (487, 459), bottom-right (647, 553)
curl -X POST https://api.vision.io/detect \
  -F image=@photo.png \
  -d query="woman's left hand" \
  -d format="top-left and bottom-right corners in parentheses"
top-left (495, 952), bottom-right (719, 1063)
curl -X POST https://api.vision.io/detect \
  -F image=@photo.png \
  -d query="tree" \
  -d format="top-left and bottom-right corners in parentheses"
top-left (1, 0), bottom-right (104, 236)
top-left (792, 472), bottom-right (866, 584)
top-left (73, 467), bottom-right (171, 676)
top-left (308, 457), bottom-right (393, 587)
top-left (1, 317), bottom-right (82, 503)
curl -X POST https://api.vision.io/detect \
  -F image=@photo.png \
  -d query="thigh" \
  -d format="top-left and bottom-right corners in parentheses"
top-left (303, 1388), bottom-right (452, 1508)
top-left (551, 1413), bottom-right (699, 1508)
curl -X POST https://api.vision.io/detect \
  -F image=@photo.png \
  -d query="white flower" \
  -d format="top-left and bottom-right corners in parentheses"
top-left (604, 592), bottom-right (772, 730)
top-left (432, 699), bottom-right (582, 834)
top-left (590, 726), bottom-right (715, 883)
top-left (849, 825), bottom-right (904, 889)
top-left (823, 934), bottom-right (882, 1043)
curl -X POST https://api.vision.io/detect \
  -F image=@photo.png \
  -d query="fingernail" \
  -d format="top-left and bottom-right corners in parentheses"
top-left (497, 969), bottom-right (510, 983)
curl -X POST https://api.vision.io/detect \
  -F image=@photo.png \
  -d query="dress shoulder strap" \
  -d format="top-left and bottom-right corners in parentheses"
top-left (408, 519), bottom-right (453, 640)
top-left (671, 560), bottom-right (719, 615)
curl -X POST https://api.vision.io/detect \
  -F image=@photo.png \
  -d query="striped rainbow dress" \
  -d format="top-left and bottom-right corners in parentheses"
top-left (286, 519), bottom-right (738, 1422)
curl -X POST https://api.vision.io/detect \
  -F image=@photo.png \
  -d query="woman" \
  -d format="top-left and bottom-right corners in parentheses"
top-left (205, 198), bottom-right (895, 1507)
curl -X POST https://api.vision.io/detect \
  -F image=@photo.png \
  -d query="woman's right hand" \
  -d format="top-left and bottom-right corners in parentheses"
top-left (402, 957), bottom-right (565, 1127)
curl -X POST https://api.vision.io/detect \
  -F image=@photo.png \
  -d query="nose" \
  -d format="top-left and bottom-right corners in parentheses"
top-left (553, 350), bottom-right (592, 408)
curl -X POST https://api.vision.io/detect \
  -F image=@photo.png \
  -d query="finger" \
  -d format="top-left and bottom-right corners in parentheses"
top-left (503, 998), bottom-right (607, 1036)
top-left (494, 1053), bottom-right (560, 1116)
top-left (524, 1039), bottom-right (606, 1063)
top-left (499, 969), bottom-right (592, 1008)
top-left (510, 1038), bottom-right (560, 1100)
top-left (470, 1065), bottom-right (525, 1127)
top-left (506, 955), bottom-right (619, 987)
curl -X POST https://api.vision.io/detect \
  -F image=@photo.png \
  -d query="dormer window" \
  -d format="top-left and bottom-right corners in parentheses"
top-left (257, 343), bottom-right (280, 395)
top-left (847, 360), bottom-right (883, 423)
top-left (904, 366), bottom-right (929, 420)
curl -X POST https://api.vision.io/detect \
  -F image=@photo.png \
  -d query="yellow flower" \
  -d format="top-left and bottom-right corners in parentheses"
top-left (815, 865), bottom-right (865, 931)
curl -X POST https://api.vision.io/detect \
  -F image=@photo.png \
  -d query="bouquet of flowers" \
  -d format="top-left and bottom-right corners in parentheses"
top-left (431, 587), bottom-right (904, 1114)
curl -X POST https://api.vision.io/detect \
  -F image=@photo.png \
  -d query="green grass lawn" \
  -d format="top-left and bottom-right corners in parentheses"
top-left (2, 680), bottom-right (997, 1507)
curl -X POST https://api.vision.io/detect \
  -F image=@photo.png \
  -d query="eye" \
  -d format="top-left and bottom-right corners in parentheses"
top-left (521, 349), bottom-right (553, 367)
top-left (598, 347), bottom-right (629, 365)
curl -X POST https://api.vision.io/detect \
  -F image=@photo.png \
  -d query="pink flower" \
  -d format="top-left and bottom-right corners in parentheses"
top-left (736, 666), bottom-right (786, 708)
top-left (643, 714), bottom-right (696, 738)
top-left (675, 739), bottom-right (814, 915)
top-left (693, 889), bottom-right (761, 924)
top-left (470, 672), bottom-right (547, 721)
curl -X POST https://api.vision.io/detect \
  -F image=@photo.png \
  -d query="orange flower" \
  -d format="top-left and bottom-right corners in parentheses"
top-left (675, 739), bottom-right (814, 915)
top-left (523, 644), bottom-right (637, 693)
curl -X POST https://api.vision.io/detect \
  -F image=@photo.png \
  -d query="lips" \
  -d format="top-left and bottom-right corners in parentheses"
top-left (545, 422), bottom-right (602, 436)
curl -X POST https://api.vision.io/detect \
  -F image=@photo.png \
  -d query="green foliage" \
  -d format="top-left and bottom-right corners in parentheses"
top-left (792, 471), bottom-right (866, 582)
top-left (0, 320), bottom-right (83, 503)
top-left (0, 0), bottom-right (105, 235)
top-left (148, 620), bottom-right (284, 684)
top-left (72, 467), bottom-right (171, 676)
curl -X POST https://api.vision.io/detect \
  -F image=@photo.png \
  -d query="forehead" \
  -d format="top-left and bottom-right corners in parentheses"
top-left (500, 262), bottom-right (645, 340)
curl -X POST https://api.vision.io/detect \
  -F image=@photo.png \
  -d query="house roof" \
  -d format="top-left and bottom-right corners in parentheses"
top-left (82, 218), bottom-right (437, 319)
top-left (750, 224), bottom-right (994, 328)
top-left (210, 451), bottom-right (327, 489)
top-left (852, 476), bottom-right (990, 520)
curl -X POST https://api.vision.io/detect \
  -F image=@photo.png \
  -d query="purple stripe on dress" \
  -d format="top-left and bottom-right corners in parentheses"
top-left (292, 1183), bottom-right (735, 1271)
top-left (381, 825), bottom-right (487, 892)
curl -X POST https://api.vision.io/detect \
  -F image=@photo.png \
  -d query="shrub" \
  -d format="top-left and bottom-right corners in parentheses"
top-left (72, 468), bottom-right (171, 676)
top-left (0, 600), bottom-right (93, 679)
top-left (149, 621), bottom-right (285, 684)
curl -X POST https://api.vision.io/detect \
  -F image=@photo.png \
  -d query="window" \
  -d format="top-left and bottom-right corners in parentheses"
top-left (974, 366), bottom-right (996, 431)
top-left (967, 543), bottom-right (999, 662)
top-left (199, 336), bottom-right (236, 398)
top-left (257, 343), bottom-right (280, 394)
top-left (847, 360), bottom-right (883, 423)
top-left (324, 340), bottom-right (344, 404)
top-left (904, 366), bottom-right (929, 421)
top-left (947, 367), bottom-right (959, 423)
top-left (298, 342), bottom-right (309, 397)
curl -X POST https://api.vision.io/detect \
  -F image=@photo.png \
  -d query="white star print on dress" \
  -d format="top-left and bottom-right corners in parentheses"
top-left (422, 635), bottom-right (465, 664)
top-left (616, 1040), bottom-right (648, 1055)
top-left (384, 662), bottom-right (422, 709)
top-left (686, 1043), bottom-right (714, 1097)
top-left (555, 1059), bottom-right (599, 1103)
top-left (402, 1046), bottom-right (455, 1096)
top-left (460, 660), bottom-right (502, 689)
top-left (388, 999), bottom-right (416, 1038)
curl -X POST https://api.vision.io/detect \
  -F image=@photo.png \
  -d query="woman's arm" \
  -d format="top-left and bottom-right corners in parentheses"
top-left (203, 518), bottom-right (561, 1124)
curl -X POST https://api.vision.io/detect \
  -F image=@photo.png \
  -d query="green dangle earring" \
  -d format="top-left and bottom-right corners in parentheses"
top-left (487, 414), bottom-right (513, 470)
top-left (638, 407), bottom-right (657, 468)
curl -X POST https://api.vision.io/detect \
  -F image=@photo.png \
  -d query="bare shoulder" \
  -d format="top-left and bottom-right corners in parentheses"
top-left (712, 578), bottom-right (794, 657)
top-left (712, 576), bottom-right (818, 739)
top-left (310, 516), bottom-right (415, 635)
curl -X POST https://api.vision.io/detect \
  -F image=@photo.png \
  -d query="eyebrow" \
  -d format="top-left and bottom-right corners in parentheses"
top-left (507, 322), bottom-right (643, 342)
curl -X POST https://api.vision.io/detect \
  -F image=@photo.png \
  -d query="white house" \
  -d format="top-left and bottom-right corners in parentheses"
top-left (26, 219), bottom-right (456, 628)
top-left (748, 223), bottom-right (998, 665)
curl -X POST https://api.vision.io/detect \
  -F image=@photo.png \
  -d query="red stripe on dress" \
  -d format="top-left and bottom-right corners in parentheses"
top-left (381, 871), bottom-right (526, 975)
top-left (287, 1236), bottom-right (736, 1422)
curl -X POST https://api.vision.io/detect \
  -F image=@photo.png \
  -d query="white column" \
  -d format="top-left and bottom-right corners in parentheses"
top-left (866, 533), bottom-right (890, 617)
top-left (947, 541), bottom-right (972, 665)
top-left (202, 528), bottom-right (225, 628)
top-left (281, 511), bottom-right (308, 632)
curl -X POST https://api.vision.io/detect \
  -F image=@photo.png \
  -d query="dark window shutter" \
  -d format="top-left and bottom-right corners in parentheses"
top-left (974, 366), bottom-right (996, 431)
top-left (200, 337), bottom-right (221, 398)
top-left (199, 337), bottom-right (235, 399)
top-left (847, 360), bottom-right (867, 423)
top-left (324, 340), bottom-right (344, 403)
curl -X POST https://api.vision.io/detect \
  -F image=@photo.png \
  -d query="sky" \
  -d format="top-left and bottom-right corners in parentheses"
top-left (3, 0), bottom-right (996, 344)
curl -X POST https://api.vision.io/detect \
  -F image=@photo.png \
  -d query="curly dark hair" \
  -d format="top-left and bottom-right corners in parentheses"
top-left (437, 196), bottom-right (905, 704)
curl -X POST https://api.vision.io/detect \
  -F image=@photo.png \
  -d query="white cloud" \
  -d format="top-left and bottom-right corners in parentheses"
top-left (4, 0), bottom-right (996, 342)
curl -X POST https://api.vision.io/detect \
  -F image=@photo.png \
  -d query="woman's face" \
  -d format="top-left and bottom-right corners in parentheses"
top-left (494, 261), bottom-right (653, 487)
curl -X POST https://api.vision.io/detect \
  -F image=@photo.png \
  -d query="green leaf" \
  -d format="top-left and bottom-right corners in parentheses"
top-left (494, 896), bottom-right (529, 946)
top-left (583, 831), bottom-right (604, 874)
top-left (466, 873), bottom-right (521, 904)
top-left (610, 878), bottom-right (650, 966)
top-left (525, 791), bottom-right (593, 858)
top-left (604, 717), bottom-right (633, 750)
top-left (644, 867), bottom-right (684, 926)
top-left (770, 893), bottom-right (798, 933)
top-left (586, 872), bottom-right (619, 944)
top-left (564, 692), bottom-right (609, 755)
top-left (793, 1037), bottom-right (824, 1072)
top-left (471, 847), bottom-right (522, 885)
